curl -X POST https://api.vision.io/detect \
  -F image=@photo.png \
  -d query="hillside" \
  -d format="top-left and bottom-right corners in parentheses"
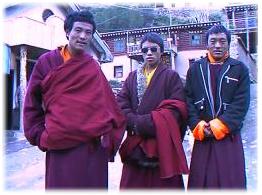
top-left (79, 3), bottom-right (225, 33)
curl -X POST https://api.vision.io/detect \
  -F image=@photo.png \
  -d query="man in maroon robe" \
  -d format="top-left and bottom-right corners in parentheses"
top-left (185, 24), bottom-right (250, 189)
top-left (117, 32), bottom-right (189, 189)
top-left (23, 10), bottom-right (126, 189)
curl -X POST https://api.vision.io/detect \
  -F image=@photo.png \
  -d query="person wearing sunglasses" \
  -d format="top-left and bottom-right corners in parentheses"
top-left (185, 24), bottom-right (250, 189)
top-left (117, 32), bottom-right (189, 189)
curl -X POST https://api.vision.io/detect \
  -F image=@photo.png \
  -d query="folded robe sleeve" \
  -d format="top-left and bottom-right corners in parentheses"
top-left (209, 118), bottom-right (229, 140)
top-left (192, 120), bottom-right (206, 141)
top-left (23, 59), bottom-right (46, 151)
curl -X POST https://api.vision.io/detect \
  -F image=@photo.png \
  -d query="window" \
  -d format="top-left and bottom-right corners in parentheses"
top-left (114, 66), bottom-right (123, 78)
top-left (248, 18), bottom-right (257, 28)
top-left (114, 40), bottom-right (126, 52)
top-left (191, 34), bottom-right (201, 46)
top-left (228, 11), bottom-right (233, 20)
top-left (42, 9), bottom-right (54, 22)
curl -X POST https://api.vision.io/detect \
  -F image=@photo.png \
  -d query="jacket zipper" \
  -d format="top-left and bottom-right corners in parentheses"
top-left (223, 102), bottom-right (230, 111)
top-left (200, 63), bottom-right (215, 118)
top-left (194, 98), bottom-right (205, 105)
top-left (216, 65), bottom-right (231, 116)
top-left (225, 76), bottom-right (239, 83)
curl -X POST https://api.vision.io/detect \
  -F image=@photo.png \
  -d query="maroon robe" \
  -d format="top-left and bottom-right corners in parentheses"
top-left (188, 134), bottom-right (246, 188)
top-left (23, 48), bottom-right (126, 189)
top-left (117, 64), bottom-right (188, 189)
top-left (187, 63), bottom-right (246, 189)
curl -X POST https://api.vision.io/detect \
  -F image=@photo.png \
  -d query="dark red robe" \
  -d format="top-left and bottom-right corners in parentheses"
top-left (117, 64), bottom-right (188, 189)
top-left (185, 59), bottom-right (249, 189)
top-left (23, 48), bottom-right (126, 189)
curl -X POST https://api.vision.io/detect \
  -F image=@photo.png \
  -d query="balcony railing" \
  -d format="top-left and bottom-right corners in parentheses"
top-left (127, 44), bottom-right (140, 55)
top-left (227, 17), bottom-right (257, 31)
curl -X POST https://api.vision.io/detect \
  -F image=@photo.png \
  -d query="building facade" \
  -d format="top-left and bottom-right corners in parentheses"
top-left (100, 21), bottom-right (220, 83)
top-left (100, 4), bottom-right (257, 83)
top-left (224, 4), bottom-right (257, 56)
top-left (3, 3), bottom-right (113, 130)
top-left (224, 4), bottom-right (257, 81)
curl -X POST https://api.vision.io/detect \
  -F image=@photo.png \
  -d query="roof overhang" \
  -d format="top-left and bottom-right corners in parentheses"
top-left (4, 3), bottom-right (113, 64)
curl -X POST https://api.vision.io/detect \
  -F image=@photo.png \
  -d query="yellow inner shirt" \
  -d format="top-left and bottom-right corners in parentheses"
top-left (144, 67), bottom-right (157, 86)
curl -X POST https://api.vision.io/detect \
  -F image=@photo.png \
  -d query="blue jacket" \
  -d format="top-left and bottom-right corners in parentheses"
top-left (185, 57), bottom-right (250, 134)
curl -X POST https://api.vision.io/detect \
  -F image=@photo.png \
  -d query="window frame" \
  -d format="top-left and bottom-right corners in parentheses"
top-left (114, 39), bottom-right (126, 53)
top-left (190, 34), bottom-right (201, 46)
top-left (114, 65), bottom-right (123, 78)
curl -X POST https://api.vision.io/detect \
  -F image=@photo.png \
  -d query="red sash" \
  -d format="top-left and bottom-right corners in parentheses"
top-left (120, 100), bottom-right (189, 178)
top-left (152, 100), bottom-right (189, 178)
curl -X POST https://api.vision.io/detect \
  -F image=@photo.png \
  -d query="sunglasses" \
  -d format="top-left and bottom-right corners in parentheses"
top-left (141, 47), bottom-right (158, 53)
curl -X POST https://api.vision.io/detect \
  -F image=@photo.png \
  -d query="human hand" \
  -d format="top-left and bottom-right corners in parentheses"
top-left (203, 124), bottom-right (213, 138)
top-left (209, 118), bottom-right (229, 140)
top-left (193, 120), bottom-right (207, 141)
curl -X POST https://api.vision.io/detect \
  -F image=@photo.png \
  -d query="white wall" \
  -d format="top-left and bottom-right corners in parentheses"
top-left (4, 4), bottom-right (67, 50)
top-left (235, 42), bottom-right (257, 82)
top-left (175, 50), bottom-right (207, 80)
top-left (101, 50), bottom-right (209, 82)
top-left (101, 50), bottom-right (208, 82)
top-left (4, 4), bottom-right (66, 20)
top-left (101, 55), bottom-right (131, 82)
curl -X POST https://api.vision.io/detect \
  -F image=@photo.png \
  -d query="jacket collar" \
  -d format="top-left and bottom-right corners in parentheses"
top-left (199, 57), bottom-right (239, 67)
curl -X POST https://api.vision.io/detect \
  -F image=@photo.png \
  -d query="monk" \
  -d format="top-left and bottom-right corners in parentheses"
top-left (23, 10), bottom-right (126, 189)
top-left (185, 24), bottom-right (250, 189)
top-left (117, 32), bottom-right (189, 189)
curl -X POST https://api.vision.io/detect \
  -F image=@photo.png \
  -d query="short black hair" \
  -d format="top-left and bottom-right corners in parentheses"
top-left (206, 24), bottom-right (231, 45)
top-left (64, 10), bottom-right (96, 35)
top-left (140, 32), bottom-right (164, 52)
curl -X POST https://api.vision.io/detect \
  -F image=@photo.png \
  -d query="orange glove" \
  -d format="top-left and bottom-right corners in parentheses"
top-left (209, 118), bottom-right (229, 140)
top-left (192, 120), bottom-right (207, 141)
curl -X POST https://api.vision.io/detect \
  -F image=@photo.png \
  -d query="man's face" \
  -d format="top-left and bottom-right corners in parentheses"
top-left (207, 33), bottom-right (229, 61)
top-left (141, 41), bottom-right (162, 68)
top-left (67, 21), bottom-right (93, 54)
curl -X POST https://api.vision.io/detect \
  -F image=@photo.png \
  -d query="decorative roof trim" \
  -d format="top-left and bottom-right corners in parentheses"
top-left (101, 21), bottom-right (220, 37)
top-left (224, 4), bottom-right (258, 12)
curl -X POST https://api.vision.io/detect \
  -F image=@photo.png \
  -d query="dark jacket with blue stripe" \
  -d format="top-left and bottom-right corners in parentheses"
top-left (185, 57), bottom-right (250, 134)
